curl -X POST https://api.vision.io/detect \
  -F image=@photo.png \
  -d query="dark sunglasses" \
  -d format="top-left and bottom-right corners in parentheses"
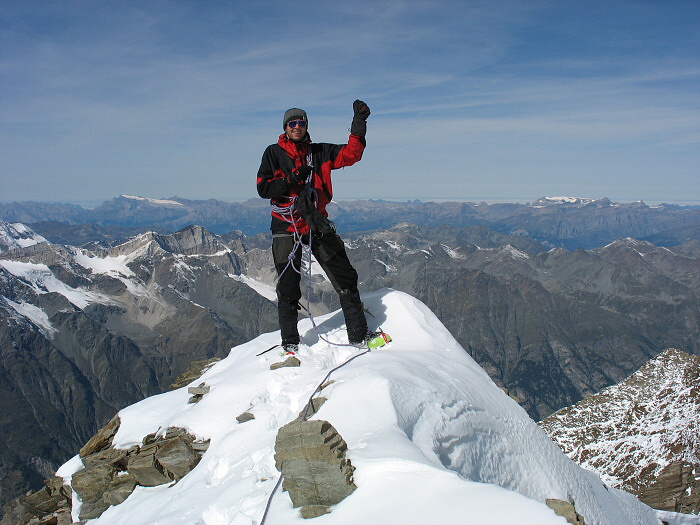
top-left (287, 120), bottom-right (307, 128)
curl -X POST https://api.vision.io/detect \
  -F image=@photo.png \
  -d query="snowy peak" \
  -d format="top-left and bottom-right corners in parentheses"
top-left (105, 225), bottom-right (230, 259)
top-left (119, 195), bottom-right (185, 207)
top-left (0, 221), bottom-right (48, 253)
top-left (530, 196), bottom-right (596, 207)
top-left (104, 231), bottom-right (163, 259)
top-left (598, 237), bottom-right (657, 253)
top-left (532, 196), bottom-right (593, 206)
top-left (56, 290), bottom-right (658, 525)
top-left (541, 348), bottom-right (700, 514)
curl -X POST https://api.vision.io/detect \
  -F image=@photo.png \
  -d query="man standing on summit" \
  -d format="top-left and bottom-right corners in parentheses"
top-left (257, 100), bottom-right (379, 354)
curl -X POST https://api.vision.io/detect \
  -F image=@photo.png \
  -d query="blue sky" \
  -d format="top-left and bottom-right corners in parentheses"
top-left (1, 0), bottom-right (698, 206)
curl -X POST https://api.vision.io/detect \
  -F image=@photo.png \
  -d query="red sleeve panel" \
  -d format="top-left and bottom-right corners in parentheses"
top-left (256, 134), bottom-right (366, 233)
top-left (314, 134), bottom-right (366, 214)
top-left (331, 134), bottom-right (365, 169)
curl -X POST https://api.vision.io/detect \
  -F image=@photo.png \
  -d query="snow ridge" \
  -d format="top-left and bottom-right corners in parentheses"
top-left (58, 290), bottom-right (657, 525)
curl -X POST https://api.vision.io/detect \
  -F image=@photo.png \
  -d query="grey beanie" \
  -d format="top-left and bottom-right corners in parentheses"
top-left (283, 108), bottom-right (307, 129)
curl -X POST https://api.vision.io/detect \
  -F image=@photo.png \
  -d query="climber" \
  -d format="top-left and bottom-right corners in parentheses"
top-left (256, 100), bottom-right (378, 355)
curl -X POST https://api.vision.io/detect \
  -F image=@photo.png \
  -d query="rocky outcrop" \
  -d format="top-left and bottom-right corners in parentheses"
top-left (270, 355), bottom-right (301, 370)
top-left (236, 412), bottom-right (255, 423)
top-left (541, 349), bottom-right (700, 514)
top-left (637, 461), bottom-right (700, 514)
top-left (546, 499), bottom-right (585, 524)
top-left (72, 425), bottom-right (209, 520)
top-left (1, 416), bottom-right (209, 525)
top-left (0, 476), bottom-right (72, 525)
top-left (274, 419), bottom-right (356, 519)
top-left (168, 358), bottom-right (221, 390)
top-left (80, 414), bottom-right (121, 458)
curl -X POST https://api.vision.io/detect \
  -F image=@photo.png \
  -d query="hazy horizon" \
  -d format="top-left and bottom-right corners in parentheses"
top-left (3, 193), bottom-right (700, 210)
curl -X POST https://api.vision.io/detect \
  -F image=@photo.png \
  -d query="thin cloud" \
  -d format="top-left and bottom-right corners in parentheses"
top-left (1, 0), bottom-right (698, 204)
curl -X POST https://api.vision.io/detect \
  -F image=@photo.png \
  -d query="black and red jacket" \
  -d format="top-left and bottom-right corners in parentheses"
top-left (256, 132), bottom-right (365, 234)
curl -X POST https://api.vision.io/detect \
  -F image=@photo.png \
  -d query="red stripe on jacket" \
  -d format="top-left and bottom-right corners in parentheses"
top-left (256, 133), bottom-right (365, 233)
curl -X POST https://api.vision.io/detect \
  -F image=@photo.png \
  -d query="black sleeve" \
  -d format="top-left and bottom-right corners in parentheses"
top-left (256, 145), bottom-right (291, 198)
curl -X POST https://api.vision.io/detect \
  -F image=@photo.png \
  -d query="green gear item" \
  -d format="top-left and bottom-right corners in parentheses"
top-left (367, 331), bottom-right (392, 349)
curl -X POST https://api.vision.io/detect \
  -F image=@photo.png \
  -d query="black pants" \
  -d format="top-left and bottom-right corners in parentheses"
top-left (273, 232), bottom-right (367, 345)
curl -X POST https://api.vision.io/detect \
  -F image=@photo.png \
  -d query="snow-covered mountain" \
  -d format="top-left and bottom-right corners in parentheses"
top-left (0, 221), bottom-right (47, 252)
top-left (530, 196), bottom-right (596, 207)
top-left (0, 225), bottom-right (279, 508)
top-left (119, 195), bottom-right (186, 207)
top-left (540, 348), bottom-right (700, 516)
top-left (52, 290), bottom-right (658, 525)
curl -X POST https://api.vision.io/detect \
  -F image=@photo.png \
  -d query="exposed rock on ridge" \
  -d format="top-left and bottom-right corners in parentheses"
top-left (540, 348), bottom-right (700, 514)
top-left (274, 419), bottom-right (356, 519)
top-left (1, 415), bottom-right (209, 524)
top-left (0, 225), bottom-right (277, 510)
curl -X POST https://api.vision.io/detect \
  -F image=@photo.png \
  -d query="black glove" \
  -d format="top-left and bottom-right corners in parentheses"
top-left (295, 191), bottom-right (336, 236)
top-left (353, 100), bottom-right (370, 119)
top-left (288, 165), bottom-right (312, 185)
top-left (350, 99), bottom-right (370, 137)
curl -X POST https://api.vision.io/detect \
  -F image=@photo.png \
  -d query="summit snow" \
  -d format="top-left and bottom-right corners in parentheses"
top-left (58, 290), bottom-right (659, 525)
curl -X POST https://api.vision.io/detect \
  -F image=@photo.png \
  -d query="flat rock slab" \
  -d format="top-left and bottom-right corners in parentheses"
top-left (274, 419), bottom-right (356, 513)
top-left (270, 356), bottom-right (301, 370)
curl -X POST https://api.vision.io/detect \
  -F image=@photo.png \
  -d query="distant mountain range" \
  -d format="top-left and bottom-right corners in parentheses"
top-left (2, 194), bottom-right (699, 249)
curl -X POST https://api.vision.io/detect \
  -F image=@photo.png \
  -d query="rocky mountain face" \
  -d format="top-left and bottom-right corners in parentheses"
top-left (1, 216), bottom-right (698, 515)
top-left (2, 194), bottom-right (698, 249)
top-left (337, 226), bottom-right (699, 419)
top-left (540, 349), bottom-right (700, 515)
top-left (0, 224), bottom-right (277, 509)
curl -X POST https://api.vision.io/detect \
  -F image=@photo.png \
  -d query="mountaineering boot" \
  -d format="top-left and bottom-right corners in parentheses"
top-left (356, 329), bottom-right (392, 349)
top-left (282, 343), bottom-right (299, 356)
top-left (338, 289), bottom-right (368, 345)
